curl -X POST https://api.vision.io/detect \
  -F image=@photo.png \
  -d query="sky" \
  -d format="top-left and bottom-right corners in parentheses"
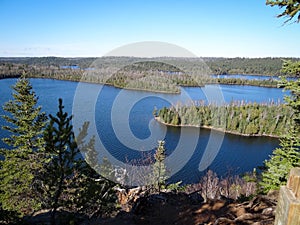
top-left (0, 0), bottom-right (299, 58)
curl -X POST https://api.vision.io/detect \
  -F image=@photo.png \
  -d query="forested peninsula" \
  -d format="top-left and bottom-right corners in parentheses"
top-left (1, 57), bottom-right (300, 93)
top-left (155, 102), bottom-right (293, 137)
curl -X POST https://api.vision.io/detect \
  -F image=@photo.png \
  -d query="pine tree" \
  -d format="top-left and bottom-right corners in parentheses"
top-left (266, 0), bottom-right (300, 24)
top-left (0, 75), bottom-right (48, 215)
top-left (76, 121), bottom-right (100, 172)
top-left (43, 98), bottom-right (84, 224)
top-left (261, 0), bottom-right (300, 192)
top-left (260, 78), bottom-right (300, 192)
top-left (100, 157), bottom-right (115, 181)
top-left (43, 99), bottom-right (116, 224)
top-left (75, 121), bottom-right (117, 218)
top-left (153, 140), bottom-right (168, 192)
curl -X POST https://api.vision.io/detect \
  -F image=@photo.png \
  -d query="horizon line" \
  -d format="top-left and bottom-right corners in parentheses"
top-left (0, 55), bottom-right (300, 59)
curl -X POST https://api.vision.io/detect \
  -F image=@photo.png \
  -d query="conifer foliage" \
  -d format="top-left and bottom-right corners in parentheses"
top-left (260, 0), bottom-right (300, 193)
top-left (260, 78), bottom-right (300, 192)
top-left (0, 79), bottom-right (117, 223)
top-left (43, 99), bottom-right (116, 224)
top-left (43, 98), bottom-right (84, 224)
top-left (0, 75), bottom-right (48, 215)
top-left (153, 140), bottom-right (168, 192)
top-left (266, 0), bottom-right (300, 23)
top-left (157, 102), bottom-right (292, 136)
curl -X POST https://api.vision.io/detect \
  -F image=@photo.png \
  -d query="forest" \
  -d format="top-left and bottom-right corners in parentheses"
top-left (1, 56), bottom-right (299, 77)
top-left (205, 57), bottom-right (298, 76)
top-left (2, 56), bottom-right (300, 75)
top-left (155, 101), bottom-right (293, 137)
top-left (1, 56), bottom-right (299, 93)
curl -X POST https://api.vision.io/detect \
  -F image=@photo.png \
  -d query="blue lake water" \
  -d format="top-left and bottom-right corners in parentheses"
top-left (0, 78), bottom-right (285, 184)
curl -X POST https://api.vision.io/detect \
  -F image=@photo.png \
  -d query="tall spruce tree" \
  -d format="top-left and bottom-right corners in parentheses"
top-left (259, 1), bottom-right (300, 193)
top-left (0, 75), bottom-right (48, 215)
top-left (260, 78), bottom-right (300, 192)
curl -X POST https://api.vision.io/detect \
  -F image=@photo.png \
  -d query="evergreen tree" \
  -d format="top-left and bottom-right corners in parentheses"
top-left (266, 0), bottom-right (300, 23)
top-left (76, 121), bottom-right (100, 172)
top-left (43, 99), bottom-right (116, 224)
top-left (261, 1), bottom-right (300, 192)
top-left (43, 98), bottom-right (85, 224)
top-left (282, 60), bottom-right (300, 76)
top-left (100, 157), bottom-right (115, 181)
top-left (0, 75), bottom-right (48, 215)
top-left (75, 122), bottom-right (117, 218)
top-left (260, 78), bottom-right (300, 192)
top-left (153, 140), bottom-right (168, 192)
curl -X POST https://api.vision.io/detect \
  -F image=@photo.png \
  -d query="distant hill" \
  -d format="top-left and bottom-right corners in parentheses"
top-left (1, 56), bottom-right (299, 76)
top-left (1, 56), bottom-right (299, 93)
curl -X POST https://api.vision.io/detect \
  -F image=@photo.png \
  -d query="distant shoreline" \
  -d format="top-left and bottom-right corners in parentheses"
top-left (0, 74), bottom-right (280, 91)
top-left (154, 116), bottom-right (279, 138)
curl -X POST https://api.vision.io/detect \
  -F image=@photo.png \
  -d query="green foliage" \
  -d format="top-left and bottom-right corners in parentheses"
top-left (266, 0), bottom-right (300, 23)
top-left (260, 127), bottom-right (300, 192)
top-left (2, 75), bottom-right (47, 151)
top-left (260, 78), bottom-right (300, 193)
top-left (281, 60), bottom-right (300, 76)
top-left (100, 157), bottom-right (115, 181)
top-left (166, 181), bottom-right (186, 193)
top-left (205, 57), bottom-right (288, 76)
top-left (43, 98), bottom-right (83, 223)
top-left (0, 79), bottom-right (117, 221)
top-left (0, 75), bottom-right (48, 216)
top-left (157, 102), bottom-right (292, 136)
top-left (152, 140), bottom-right (168, 192)
top-left (2, 57), bottom-right (299, 91)
top-left (75, 124), bottom-right (117, 217)
top-left (210, 77), bottom-right (279, 87)
top-left (280, 78), bottom-right (300, 126)
top-left (43, 99), bottom-right (117, 223)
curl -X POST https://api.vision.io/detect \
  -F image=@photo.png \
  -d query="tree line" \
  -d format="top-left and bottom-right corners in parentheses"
top-left (155, 101), bottom-right (293, 136)
top-left (205, 57), bottom-right (298, 76)
top-left (0, 59), bottom-right (288, 93)
top-left (2, 56), bottom-right (300, 77)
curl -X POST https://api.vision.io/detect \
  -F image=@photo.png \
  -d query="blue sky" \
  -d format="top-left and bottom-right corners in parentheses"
top-left (0, 0), bottom-right (299, 58)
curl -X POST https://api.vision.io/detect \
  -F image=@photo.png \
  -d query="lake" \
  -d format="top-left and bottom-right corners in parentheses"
top-left (0, 78), bottom-right (286, 184)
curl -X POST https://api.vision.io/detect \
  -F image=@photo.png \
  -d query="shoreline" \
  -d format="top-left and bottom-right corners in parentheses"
top-left (154, 116), bottom-right (279, 138)
top-left (0, 74), bottom-right (283, 92)
top-left (206, 81), bottom-right (278, 88)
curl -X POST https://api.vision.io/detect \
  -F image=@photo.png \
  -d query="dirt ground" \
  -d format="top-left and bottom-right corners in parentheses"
top-left (95, 192), bottom-right (276, 225)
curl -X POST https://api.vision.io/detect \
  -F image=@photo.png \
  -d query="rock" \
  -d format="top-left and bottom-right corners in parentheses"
top-left (232, 206), bottom-right (246, 217)
top-left (267, 189), bottom-right (279, 201)
top-left (188, 192), bottom-right (204, 204)
top-left (24, 209), bottom-right (87, 225)
top-left (262, 207), bottom-right (275, 216)
top-left (131, 195), bottom-right (150, 215)
top-left (115, 186), bottom-right (145, 212)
